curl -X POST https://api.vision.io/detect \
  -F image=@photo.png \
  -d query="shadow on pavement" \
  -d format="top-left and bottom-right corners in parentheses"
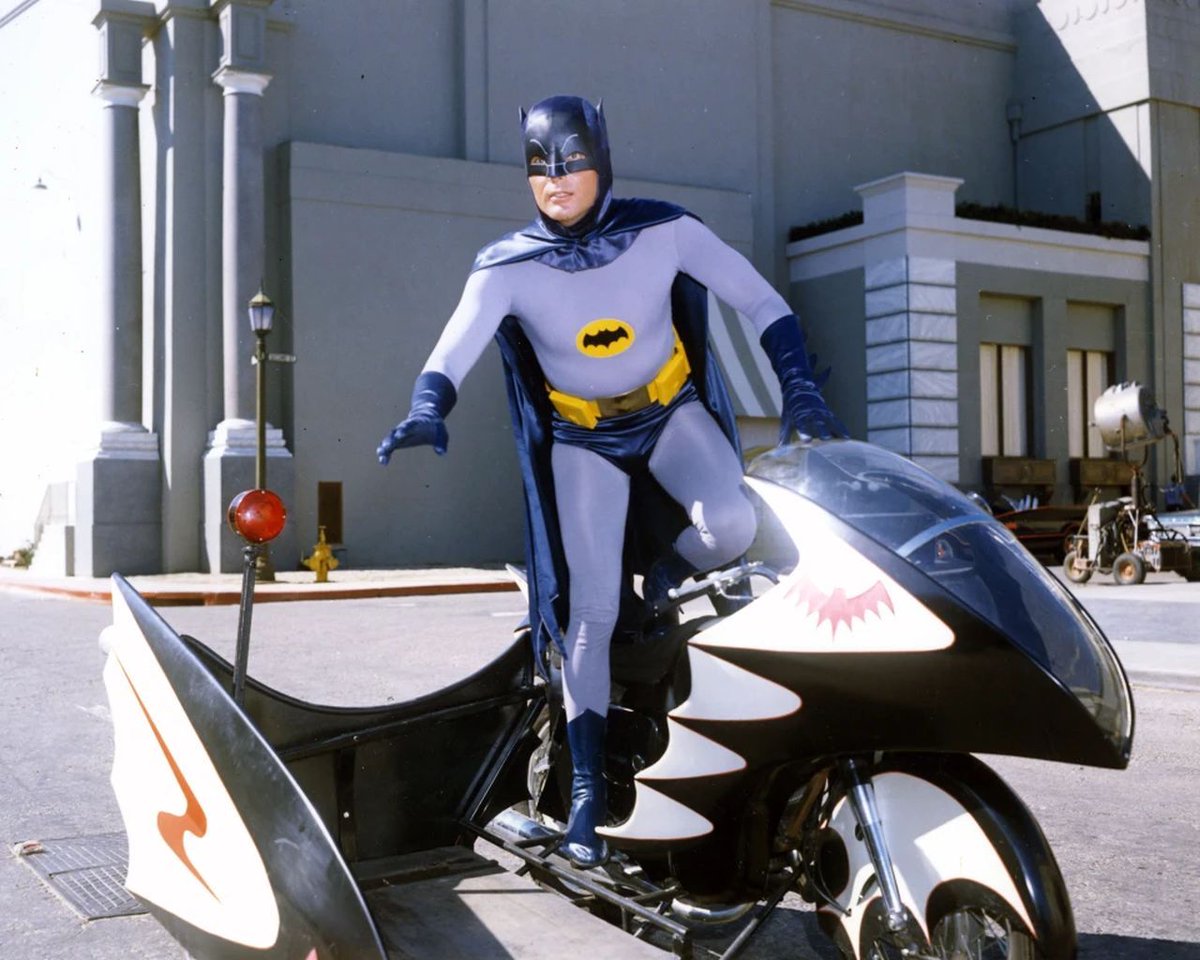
top-left (1080, 933), bottom-right (1200, 959)
top-left (698, 911), bottom-right (1200, 959)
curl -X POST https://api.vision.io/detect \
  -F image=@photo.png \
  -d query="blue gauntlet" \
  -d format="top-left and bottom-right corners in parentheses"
top-left (760, 315), bottom-right (846, 442)
top-left (377, 371), bottom-right (457, 463)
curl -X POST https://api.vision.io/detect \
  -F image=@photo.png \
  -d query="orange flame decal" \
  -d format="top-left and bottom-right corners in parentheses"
top-left (117, 659), bottom-right (219, 901)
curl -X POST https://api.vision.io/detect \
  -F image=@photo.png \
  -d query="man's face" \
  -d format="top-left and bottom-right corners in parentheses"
top-left (528, 167), bottom-right (600, 227)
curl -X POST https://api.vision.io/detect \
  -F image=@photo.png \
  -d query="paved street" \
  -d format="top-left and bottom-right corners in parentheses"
top-left (0, 576), bottom-right (1197, 959)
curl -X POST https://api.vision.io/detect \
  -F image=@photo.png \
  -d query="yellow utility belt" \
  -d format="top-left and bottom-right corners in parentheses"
top-left (548, 330), bottom-right (691, 429)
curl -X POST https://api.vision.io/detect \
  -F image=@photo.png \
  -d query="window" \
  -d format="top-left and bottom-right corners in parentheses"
top-left (979, 343), bottom-right (1029, 457)
top-left (1067, 349), bottom-right (1113, 458)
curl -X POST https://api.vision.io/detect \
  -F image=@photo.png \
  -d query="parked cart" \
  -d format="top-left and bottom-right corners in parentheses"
top-left (1062, 383), bottom-right (1200, 585)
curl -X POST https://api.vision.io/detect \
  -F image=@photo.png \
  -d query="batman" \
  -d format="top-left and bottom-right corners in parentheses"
top-left (377, 95), bottom-right (844, 870)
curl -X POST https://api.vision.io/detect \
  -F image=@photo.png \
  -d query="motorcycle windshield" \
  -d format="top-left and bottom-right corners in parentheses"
top-left (747, 441), bottom-right (1131, 750)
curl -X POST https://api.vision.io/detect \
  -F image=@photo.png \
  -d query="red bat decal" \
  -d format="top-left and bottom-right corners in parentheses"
top-left (117, 659), bottom-right (219, 901)
top-left (784, 577), bottom-right (894, 636)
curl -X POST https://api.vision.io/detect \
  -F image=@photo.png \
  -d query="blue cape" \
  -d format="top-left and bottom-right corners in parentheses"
top-left (483, 201), bottom-right (741, 663)
top-left (474, 198), bottom-right (689, 273)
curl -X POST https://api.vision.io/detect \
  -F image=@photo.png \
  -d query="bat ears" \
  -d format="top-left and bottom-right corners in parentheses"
top-left (518, 98), bottom-right (602, 125)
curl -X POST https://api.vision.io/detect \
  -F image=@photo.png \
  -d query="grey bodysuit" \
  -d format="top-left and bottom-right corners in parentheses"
top-left (423, 215), bottom-right (791, 720)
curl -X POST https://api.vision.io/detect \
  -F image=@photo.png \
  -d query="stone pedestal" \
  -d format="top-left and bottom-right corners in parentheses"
top-left (1183, 283), bottom-right (1200, 482)
top-left (857, 173), bottom-right (963, 483)
top-left (203, 420), bottom-right (296, 573)
top-left (76, 425), bottom-right (161, 577)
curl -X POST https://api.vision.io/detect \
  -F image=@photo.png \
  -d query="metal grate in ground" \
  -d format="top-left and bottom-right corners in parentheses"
top-left (13, 832), bottom-right (146, 920)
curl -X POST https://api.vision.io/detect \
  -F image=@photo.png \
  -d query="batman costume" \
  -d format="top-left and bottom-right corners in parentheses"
top-left (378, 96), bottom-right (843, 868)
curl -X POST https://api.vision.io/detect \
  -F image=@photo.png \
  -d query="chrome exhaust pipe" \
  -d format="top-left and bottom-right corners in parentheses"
top-left (669, 897), bottom-right (756, 924)
top-left (485, 807), bottom-right (559, 845)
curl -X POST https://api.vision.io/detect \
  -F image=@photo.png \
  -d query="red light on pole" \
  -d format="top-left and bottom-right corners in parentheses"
top-left (227, 489), bottom-right (287, 544)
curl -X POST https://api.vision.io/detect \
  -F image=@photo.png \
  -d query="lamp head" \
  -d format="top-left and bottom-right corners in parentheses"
top-left (248, 288), bottom-right (275, 334)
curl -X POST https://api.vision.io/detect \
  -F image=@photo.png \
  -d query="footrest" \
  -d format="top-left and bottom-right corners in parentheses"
top-left (363, 846), bottom-right (665, 959)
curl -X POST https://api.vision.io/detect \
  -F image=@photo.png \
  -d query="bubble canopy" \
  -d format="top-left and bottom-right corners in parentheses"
top-left (746, 440), bottom-right (1132, 757)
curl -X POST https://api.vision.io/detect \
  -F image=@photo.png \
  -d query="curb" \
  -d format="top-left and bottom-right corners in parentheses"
top-left (0, 579), bottom-right (519, 607)
top-left (1125, 669), bottom-right (1200, 693)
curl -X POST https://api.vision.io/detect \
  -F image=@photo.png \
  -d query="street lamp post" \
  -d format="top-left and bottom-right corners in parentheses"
top-left (248, 288), bottom-right (276, 581)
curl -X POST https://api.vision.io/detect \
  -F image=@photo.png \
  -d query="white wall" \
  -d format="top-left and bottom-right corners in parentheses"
top-left (0, 0), bottom-right (104, 553)
top-left (771, 2), bottom-right (1018, 230)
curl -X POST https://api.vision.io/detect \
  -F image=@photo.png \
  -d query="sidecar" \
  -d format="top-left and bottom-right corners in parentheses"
top-left (101, 572), bottom-right (673, 959)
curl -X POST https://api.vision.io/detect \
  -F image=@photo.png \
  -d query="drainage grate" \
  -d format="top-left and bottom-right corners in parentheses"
top-left (14, 832), bottom-right (146, 920)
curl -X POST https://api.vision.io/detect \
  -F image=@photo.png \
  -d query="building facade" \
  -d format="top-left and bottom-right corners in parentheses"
top-left (1, 0), bottom-right (1198, 574)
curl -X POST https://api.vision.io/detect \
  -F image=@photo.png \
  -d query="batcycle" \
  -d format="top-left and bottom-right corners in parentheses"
top-left (99, 440), bottom-right (1133, 960)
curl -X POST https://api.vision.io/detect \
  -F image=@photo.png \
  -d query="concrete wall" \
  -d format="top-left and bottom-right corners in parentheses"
top-left (789, 269), bottom-right (868, 437)
top-left (0, 0), bottom-right (105, 552)
top-left (771, 0), bottom-right (1019, 229)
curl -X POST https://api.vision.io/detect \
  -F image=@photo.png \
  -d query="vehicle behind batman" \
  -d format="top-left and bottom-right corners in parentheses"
top-left (99, 440), bottom-right (1133, 960)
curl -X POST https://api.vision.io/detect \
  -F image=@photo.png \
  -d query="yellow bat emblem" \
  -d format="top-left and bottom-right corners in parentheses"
top-left (577, 318), bottom-right (634, 357)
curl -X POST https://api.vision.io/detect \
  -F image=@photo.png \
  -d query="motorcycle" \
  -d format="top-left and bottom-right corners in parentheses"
top-left (99, 440), bottom-right (1133, 960)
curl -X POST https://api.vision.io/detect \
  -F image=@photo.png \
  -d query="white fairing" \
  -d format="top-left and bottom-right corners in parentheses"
top-left (636, 717), bottom-right (745, 780)
top-left (695, 478), bottom-right (955, 655)
top-left (102, 587), bottom-right (281, 948)
top-left (822, 772), bottom-right (1034, 957)
top-left (671, 646), bottom-right (802, 722)
top-left (597, 782), bottom-right (714, 842)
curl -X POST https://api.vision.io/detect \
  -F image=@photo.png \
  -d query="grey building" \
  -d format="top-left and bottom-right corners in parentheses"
top-left (3, 0), bottom-right (1198, 575)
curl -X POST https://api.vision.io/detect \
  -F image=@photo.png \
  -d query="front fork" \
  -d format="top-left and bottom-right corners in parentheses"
top-left (840, 757), bottom-right (928, 956)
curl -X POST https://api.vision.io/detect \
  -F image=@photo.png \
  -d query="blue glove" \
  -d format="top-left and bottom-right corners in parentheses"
top-left (377, 371), bottom-right (456, 463)
top-left (760, 315), bottom-right (846, 442)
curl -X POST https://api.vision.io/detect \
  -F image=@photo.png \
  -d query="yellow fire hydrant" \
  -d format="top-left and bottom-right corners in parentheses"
top-left (303, 526), bottom-right (340, 583)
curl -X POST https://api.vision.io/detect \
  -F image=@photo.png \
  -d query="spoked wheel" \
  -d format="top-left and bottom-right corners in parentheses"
top-left (864, 904), bottom-right (1038, 959)
top-left (930, 906), bottom-right (1038, 959)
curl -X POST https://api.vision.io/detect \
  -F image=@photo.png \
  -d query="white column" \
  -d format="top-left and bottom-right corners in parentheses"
top-left (94, 81), bottom-right (148, 430)
top-left (203, 0), bottom-right (293, 573)
top-left (153, 0), bottom-right (217, 572)
top-left (213, 65), bottom-right (270, 426)
top-left (77, 1), bottom-right (161, 577)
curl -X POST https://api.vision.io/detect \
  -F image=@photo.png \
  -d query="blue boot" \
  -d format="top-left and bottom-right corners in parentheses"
top-left (642, 551), bottom-right (697, 615)
top-left (562, 710), bottom-right (609, 868)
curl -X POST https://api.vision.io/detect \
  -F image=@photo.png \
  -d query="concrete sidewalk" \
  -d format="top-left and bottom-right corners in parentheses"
top-left (2, 562), bottom-right (1196, 688)
top-left (0, 565), bottom-right (519, 606)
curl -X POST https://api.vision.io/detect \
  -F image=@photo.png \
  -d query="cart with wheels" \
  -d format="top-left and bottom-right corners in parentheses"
top-left (1062, 383), bottom-right (1200, 586)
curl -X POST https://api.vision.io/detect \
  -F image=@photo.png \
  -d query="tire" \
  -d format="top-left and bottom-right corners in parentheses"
top-left (865, 905), bottom-right (1040, 959)
top-left (930, 907), bottom-right (1038, 959)
top-left (818, 756), bottom-right (1074, 960)
top-left (1062, 550), bottom-right (1092, 584)
top-left (1112, 552), bottom-right (1146, 586)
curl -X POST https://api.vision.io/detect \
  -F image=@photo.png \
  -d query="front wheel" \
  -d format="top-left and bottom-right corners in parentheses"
top-left (862, 894), bottom-right (1040, 960)
top-left (813, 755), bottom-right (1074, 960)
top-left (930, 906), bottom-right (1038, 958)
top-left (1113, 551), bottom-right (1145, 585)
top-left (1062, 550), bottom-right (1092, 584)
